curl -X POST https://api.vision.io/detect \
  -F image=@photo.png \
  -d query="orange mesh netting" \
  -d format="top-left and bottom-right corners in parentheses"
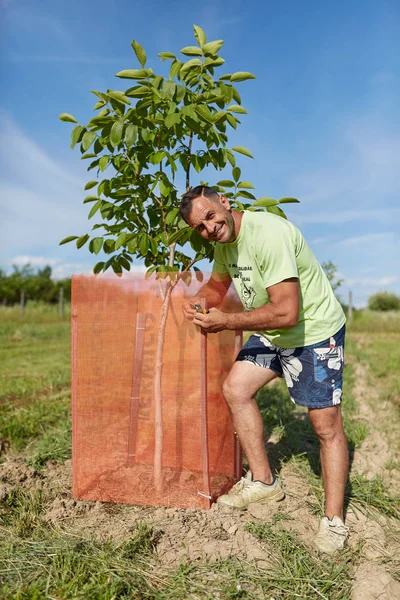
top-left (71, 273), bottom-right (242, 509)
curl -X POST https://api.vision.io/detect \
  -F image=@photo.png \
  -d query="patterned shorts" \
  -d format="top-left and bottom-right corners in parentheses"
top-left (236, 326), bottom-right (346, 409)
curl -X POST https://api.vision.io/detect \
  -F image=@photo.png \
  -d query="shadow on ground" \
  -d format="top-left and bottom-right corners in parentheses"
top-left (256, 380), bottom-right (355, 516)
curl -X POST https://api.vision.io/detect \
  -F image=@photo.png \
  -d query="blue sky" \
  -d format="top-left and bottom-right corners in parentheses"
top-left (1, 0), bottom-right (399, 307)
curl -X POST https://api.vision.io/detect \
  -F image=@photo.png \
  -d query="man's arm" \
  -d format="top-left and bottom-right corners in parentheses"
top-left (193, 278), bottom-right (299, 332)
top-left (182, 272), bottom-right (232, 320)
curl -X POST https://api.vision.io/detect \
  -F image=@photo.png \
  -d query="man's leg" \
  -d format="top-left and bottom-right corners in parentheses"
top-left (308, 405), bottom-right (348, 520)
top-left (222, 360), bottom-right (279, 484)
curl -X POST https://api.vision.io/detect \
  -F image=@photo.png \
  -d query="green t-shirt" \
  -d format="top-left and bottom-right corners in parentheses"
top-left (212, 210), bottom-right (345, 348)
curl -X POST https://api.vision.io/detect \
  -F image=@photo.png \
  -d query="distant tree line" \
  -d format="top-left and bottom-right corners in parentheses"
top-left (0, 265), bottom-right (71, 305)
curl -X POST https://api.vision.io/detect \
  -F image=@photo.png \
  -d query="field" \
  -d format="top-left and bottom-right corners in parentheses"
top-left (1, 304), bottom-right (400, 599)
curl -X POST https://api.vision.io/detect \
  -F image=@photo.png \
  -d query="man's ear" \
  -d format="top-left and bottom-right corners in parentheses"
top-left (219, 194), bottom-right (232, 211)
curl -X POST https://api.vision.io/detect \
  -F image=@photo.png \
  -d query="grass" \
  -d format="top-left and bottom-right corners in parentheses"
top-left (1, 305), bottom-right (400, 598)
top-left (349, 309), bottom-right (400, 333)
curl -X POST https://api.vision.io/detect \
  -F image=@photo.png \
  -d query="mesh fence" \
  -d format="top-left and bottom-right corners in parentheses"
top-left (71, 273), bottom-right (242, 509)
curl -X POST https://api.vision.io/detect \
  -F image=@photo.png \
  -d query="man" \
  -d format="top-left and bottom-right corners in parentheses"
top-left (180, 185), bottom-right (349, 554)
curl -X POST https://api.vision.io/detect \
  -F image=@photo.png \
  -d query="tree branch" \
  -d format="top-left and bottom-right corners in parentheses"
top-left (186, 132), bottom-right (194, 192)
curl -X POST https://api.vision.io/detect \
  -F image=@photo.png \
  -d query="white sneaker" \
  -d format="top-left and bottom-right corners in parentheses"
top-left (314, 516), bottom-right (349, 553)
top-left (217, 471), bottom-right (285, 510)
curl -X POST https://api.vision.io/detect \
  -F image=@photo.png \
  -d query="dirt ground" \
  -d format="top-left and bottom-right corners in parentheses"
top-left (1, 357), bottom-right (400, 599)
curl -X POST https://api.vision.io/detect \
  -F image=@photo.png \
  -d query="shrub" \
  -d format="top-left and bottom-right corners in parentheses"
top-left (368, 291), bottom-right (400, 311)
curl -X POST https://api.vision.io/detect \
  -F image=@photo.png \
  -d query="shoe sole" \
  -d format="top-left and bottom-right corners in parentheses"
top-left (217, 489), bottom-right (285, 510)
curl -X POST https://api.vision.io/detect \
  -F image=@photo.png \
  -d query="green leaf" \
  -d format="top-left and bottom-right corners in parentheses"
top-left (114, 232), bottom-right (127, 250)
top-left (202, 40), bottom-right (224, 55)
top-left (170, 60), bottom-right (182, 80)
top-left (83, 195), bottom-right (99, 203)
top-left (226, 105), bottom-right (248, 114)
top-left (195, 105), bottom-right (213, 122)
top-left (205, 57), bottom-right (225, 67)
top-left (226, 114), bottom-right (237, 129)
top-left (180, 58), bottom-right (202, 75)
top-left (267, 205), bottom-right (287, 219)
top-left (119, 256), bottom-right (131, 271)
top-left (232, 146), bottom-right (254, 159)
top-left (125, 85), bottom-right (151, 98)
top-left (84, 181), bottom-right (98, 190)
top-left (103, 239), bottom-right (115, 254)
top-left (168, 226), bottom-right (191, 245)
top-left (217, 180), bottom-right (235, 188)
top-left (149, 150), bottom-right (165, 164)
top-left (193, 24), bottom-right (206, 47)
top-left (181, 104), bottom-right (197, 120)
top-left (112, 260), bottom-right (123, 274)
top-left (89, 237), bottom-right (103, 254)
top-left (253, 197), bottom-right (278, 208)
top-left (163, 80), bottom-right (176, 100)
top-left (237, 190), bottom-right (256, 200)
top-left (165, 113), bottom-right (181, 128)
top-left (278, 197), bottom-right (300, 204)
top-left (158, 52), bottom-right (176, 61)
top-left (81, 131), bottom-right (96, 152)
top-left (59, 235), bottom-right (78, 246)
top-left (180, 46), bottom-right (202, 56)
top-left (131, 40), bottom-right (147, 68)
top-left (175, 85), bottom-right (186, 103)
top-left (232, 88), bottom-right (241, 105)
top-left (76, 234), bottom-right (90, 249)
top-left (238, 181), bottom-right (255, 189)
top-left (165, 207), bottom-right (179, 225)
top-left (230, 71), bottom-right (256, 82)
top-left (88, 199), bottom-right (102, 219)
top-left (115, 69), bottom-right (149, 79)
top-left (81, 153), bottom-right (97, 160)
top-left (138, 233), bottom-right (150, 255)
top-left (94, 100), bottom-right (106, 110)
top-left (93, 261), bottom-right (105, 274)
top-left (107, 91), bottom-right (131, 105)
top-left (110, 120), bottom-right (124, 146)
top-left (226, 149), bottom-right (236, 167)
top-left (71, 125), bottom-right (84, 149)
top-left (59, 113), bottom-right (78, 123)
top-left (99, 156), bottom-right (109, 172)
top-left (232, 167), bottom-right (241, 182)
top-left (125, 124), bottom-right (138, 146)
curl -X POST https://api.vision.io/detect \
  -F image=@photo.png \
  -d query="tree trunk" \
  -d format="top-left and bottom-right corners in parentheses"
top-left (153, 279), bottom-right (173, 493)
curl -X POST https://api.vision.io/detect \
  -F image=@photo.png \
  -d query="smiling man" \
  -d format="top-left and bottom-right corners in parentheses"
top-left (180, 185), bottom-right (349, 554)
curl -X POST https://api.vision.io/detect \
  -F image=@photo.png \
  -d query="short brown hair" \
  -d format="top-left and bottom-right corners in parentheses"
top-left (179, 185), bottom-right (219, 223)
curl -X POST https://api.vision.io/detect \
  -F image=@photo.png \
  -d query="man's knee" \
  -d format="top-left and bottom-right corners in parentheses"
top-left (222, 375), bottom-right (247, 408)
top-left (310, 407), bottom-right (346, 444)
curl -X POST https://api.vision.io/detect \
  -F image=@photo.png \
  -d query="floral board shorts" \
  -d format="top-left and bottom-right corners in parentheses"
top-left (236, 325), bottom-right (346, 409)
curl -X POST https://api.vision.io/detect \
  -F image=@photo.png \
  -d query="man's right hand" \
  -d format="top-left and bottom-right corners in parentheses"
top-left (182, 297), bottom-right (202, 321)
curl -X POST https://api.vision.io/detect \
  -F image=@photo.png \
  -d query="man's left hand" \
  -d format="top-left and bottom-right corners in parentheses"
top-left (192, 307), bottom-right (229, 333)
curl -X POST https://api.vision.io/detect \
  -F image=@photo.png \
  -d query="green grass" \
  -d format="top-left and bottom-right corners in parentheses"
top-left (245, 521), bottom-right (355, 599)
top-left (349, 309), bottom-right (400, 333)
top-left (0, 304), bottom-right (71, 467)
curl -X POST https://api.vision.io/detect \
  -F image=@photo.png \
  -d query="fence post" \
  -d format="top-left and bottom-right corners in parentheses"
top-left (59, 286), bottom-right (64, 318)
top-left (348, 290), bottom-right (353, 325)
top-left (20, 290), bottom-right (25, 317)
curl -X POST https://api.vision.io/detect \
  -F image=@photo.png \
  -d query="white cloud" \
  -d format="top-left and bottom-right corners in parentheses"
top-left (0, 113), bottom-right (90, 259)
top-left (294, 208), bottom-right (400, 226)
top-left (289, 123), bottom-right (400, 209)
top-left (343, 276), bottom-right (398, 287)
top-left (2, 255), bottom-right (148, 280)
top-left (339, 232), bottom-right (398, 247)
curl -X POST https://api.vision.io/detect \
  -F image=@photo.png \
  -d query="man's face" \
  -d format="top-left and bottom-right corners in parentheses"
top-left (186, 195), bottom-right (236, 243)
